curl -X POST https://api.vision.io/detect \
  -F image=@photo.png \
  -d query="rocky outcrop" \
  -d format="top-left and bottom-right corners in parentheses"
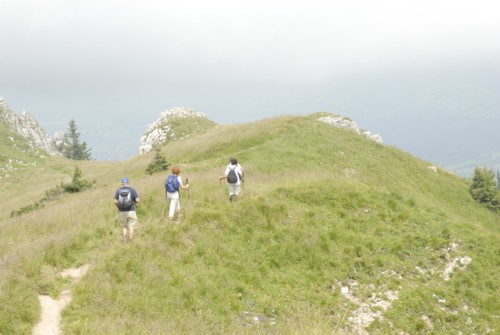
top-left (52, 131), bottom-right (66, 153)
top-left (0, 97), bottom-right (61, 156)
top-left (317, 115), bottom-right (383, 144)
top-left (139, 107), bottom-right (216, 154)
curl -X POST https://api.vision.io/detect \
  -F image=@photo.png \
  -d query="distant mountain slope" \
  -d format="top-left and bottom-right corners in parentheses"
top-left (0, 114), bottom-right (498, 334)
top-left (309, 66), bottom-right (500, 177)
top-left (352, 68), bottom-right (500, 177)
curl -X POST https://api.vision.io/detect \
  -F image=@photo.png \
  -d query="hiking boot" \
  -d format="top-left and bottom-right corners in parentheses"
top-left (229, 194), bottom-right (238, 202)
top-left (168, 216), bottom-right (179, 223)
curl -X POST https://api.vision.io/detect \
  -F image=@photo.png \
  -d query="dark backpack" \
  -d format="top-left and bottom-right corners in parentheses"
top-left (117, 187), bottom-right (133, 210)
top-left (227, 167), bottom-right (238, 184)
top-left (165, 175), bottom-right (180, 193)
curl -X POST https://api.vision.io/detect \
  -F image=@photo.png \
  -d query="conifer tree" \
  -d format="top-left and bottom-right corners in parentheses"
top-left (470, 167), bottom-right (500, 211)
top-left (497, 170), bottom-right (500, 191)
top-left (63, 119), bottom-right (92, 160)
top-left (63, 166), bottom-right (95, 193)
top-left (146, 147), bottom-right (170, 175)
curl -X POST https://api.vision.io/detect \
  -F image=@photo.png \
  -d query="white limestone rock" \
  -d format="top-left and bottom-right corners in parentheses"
top-left (139, 107), bottom-right (211, 154)
top-left (0, 97), bottom-right (60, 156)
top-left (318, 115), bottom-right (383, 144)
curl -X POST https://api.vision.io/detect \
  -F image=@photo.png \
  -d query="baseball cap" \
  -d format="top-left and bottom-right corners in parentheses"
top-left (121, 177), bottom-right (129, 183)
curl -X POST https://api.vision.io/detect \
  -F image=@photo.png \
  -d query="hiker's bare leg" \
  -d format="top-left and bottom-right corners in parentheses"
top-left (128, 212), bottom-right (138, 240)
top-left (122, 227), bottom-right (127, 242)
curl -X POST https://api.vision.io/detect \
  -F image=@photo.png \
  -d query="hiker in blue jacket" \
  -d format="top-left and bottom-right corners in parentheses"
top-left (219, 157), bottom-right (244, 201)
top-left (165, 165), bottom-right (189, 220)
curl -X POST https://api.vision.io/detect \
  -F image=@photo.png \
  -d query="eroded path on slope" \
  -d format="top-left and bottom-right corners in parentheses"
top-left (33, 264), bottom-right (89, 335)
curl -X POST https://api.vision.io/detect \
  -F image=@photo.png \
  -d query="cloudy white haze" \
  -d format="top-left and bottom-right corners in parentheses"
top-left (1, 0), bottom-right (499, 175)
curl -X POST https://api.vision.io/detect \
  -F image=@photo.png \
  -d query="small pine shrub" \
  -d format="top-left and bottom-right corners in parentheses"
top-left (470, 167), bottom-right (500, 212)
top-left (146, 149), bottom-right (170, 175)
top-left (63, 166), bottom-right (95, 193)
top-left (10, 202), bottom-right (45, 217)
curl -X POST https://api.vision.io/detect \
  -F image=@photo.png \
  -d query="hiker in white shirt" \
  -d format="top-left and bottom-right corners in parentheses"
top-left (219, 157), bottom-right (244, 202)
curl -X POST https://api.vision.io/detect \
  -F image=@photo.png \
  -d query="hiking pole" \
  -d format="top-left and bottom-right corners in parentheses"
top-left (186, 178), bottom-right (190, 199)
top-left (158, 200), bottom-right (166, 224)
top-left (160, 201), bottom-right (166, 216)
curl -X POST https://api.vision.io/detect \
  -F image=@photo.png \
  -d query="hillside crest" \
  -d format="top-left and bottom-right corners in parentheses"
top-left (139, 107), bottom-right (218, 154)
top-left (1, 97), bottom-right (384, 162)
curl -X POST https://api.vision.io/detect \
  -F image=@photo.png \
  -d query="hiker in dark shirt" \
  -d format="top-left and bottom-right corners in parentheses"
top-left (114, 177), bottom-right (140, 243)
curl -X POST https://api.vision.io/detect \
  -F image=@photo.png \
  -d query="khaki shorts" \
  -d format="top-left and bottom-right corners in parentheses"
top-left (119, 211), bottom-right (138, 228)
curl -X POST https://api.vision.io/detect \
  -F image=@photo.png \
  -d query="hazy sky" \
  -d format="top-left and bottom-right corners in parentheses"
top-left (1, 0), bottom-right (499, 165)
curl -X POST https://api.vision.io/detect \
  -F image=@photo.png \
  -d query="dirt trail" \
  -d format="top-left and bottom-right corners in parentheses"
top-left (32, 264), bottom-right (89, 335)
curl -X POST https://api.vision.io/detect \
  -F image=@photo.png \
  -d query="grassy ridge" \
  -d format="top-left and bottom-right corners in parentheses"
top-left (0, 115), bottom-right (498, 334)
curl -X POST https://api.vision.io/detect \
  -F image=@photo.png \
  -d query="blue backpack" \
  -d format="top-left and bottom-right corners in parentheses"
top-left (165, 175), bottom-right (180, 193)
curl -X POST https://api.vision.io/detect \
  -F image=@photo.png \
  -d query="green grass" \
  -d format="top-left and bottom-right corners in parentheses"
top-left (0, 114), bottom-right (498, 334)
